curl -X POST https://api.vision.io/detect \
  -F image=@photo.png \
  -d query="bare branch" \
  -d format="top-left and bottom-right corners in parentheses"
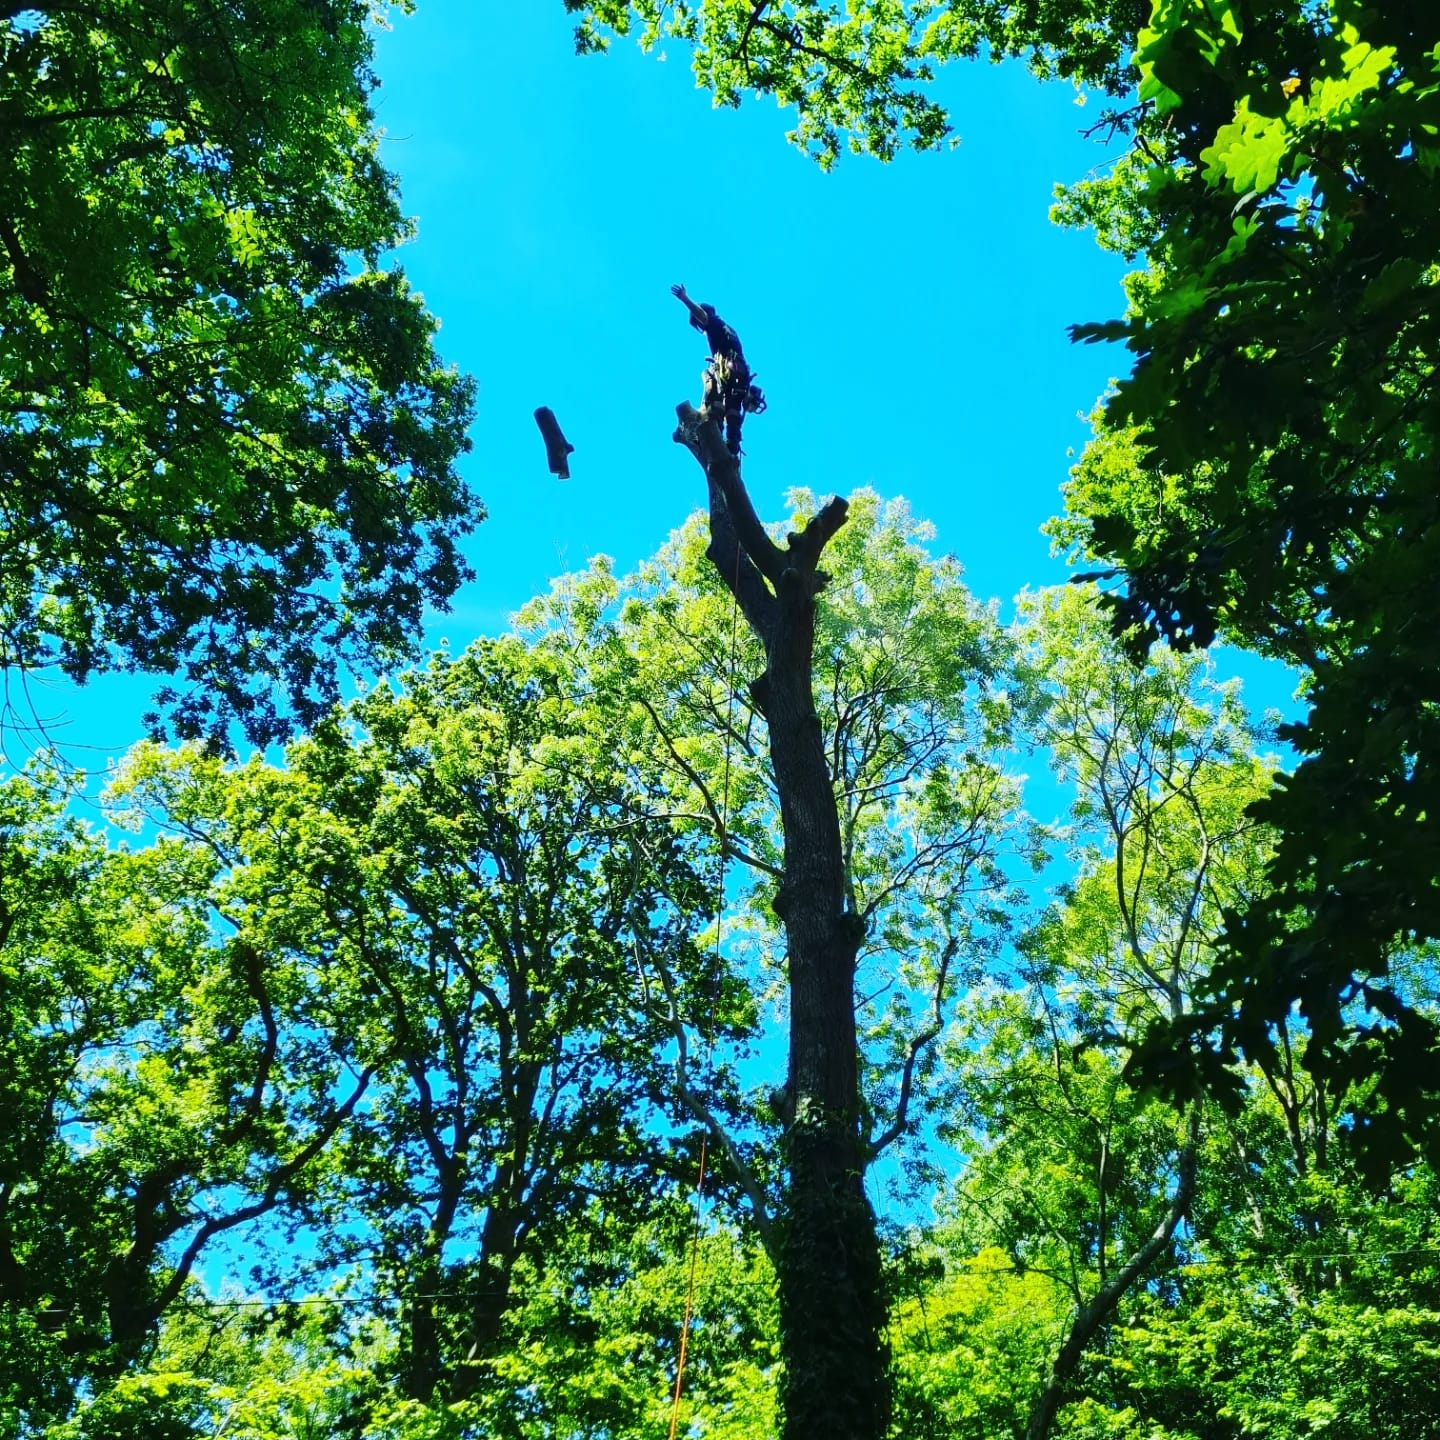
top-left (674, 402), bottom-right (786, 588)
top-left (867, 936), bottom-right (959, 1158)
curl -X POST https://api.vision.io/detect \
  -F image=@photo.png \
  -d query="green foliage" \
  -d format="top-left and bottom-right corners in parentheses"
top-left (892, 1247), bottom-right (1061, 1439)
top-left (67, 1224), bottom-right (779, 1440)
top-left (884, 589), bottom-right (1440, 1439)
top-left (1047, 1), bottom-right (1440, 1169)
top-left (50, 1300), bottom-right (398, 1440)
top-left (0, 627), bottom-right (747, 1429)
top-left (48, 1372), bottom-right (215, 1440)
top-left (520, 491), bottom-right (1030, 1181)
top-left (111, 634), bottom-right (741, 1404)
top-left (0, 766), bottom-right (373, 1428)
top-left (0, 0), bottom-right (478, 745)
top-left (1088, 1220), bottom-right (1440, 1440)
top-left (566, 0), bottom-right (1146, 162)
top-left (473, 1224), bottom-right (779, 1440)
top-left (573, 0), bottom-right (1440, 1181)
top-left (913, 588), bottom-right (1272, 1436)
top-left (7, 501), bottom-right (1438, 1437)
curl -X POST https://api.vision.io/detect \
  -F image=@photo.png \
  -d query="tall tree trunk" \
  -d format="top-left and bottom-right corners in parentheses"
top-left (402, 1146), bottom-right (526, 1403)
top-left (674, 397), bottom-right (889, 1440)
top-left (449, 1195), bottom-right (522, 1400)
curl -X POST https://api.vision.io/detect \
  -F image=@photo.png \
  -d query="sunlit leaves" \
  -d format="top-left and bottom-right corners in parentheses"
top-left (567, 0), bottom-right (1145, 162)
top-left (1049, 3), bottom-right (1440, 1165)
top-left (0, 0), bottom-right (479, 745)
top-left (521, 491), bottom-right (1030, 1179)
top-left (0, 762), bottom-right (373, 1428)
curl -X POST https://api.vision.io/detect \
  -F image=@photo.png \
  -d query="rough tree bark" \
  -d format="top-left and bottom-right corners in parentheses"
top-left (673, 367), bottom-right (889, 1438)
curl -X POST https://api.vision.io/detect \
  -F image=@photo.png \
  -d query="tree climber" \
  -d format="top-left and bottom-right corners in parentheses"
top-left (671, 284), bottom-right (766, 457)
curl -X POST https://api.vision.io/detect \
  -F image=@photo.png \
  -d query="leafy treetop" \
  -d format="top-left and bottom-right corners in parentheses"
top-left (1054, 0), bottom-right (1440, 1170)
top-left (567, 0), bottom-right (1147, 163)
top-left (1, 0), bottom-right (479, 746)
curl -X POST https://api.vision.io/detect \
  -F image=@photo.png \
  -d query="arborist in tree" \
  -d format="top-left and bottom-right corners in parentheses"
top-left (671, 283), bottom-right (766, 457)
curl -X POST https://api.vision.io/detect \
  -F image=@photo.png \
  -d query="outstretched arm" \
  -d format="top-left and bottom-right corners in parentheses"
top-left (671, 282), bottom-right (708, 331)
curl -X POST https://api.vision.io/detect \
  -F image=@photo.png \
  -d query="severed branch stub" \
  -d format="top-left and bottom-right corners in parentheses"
top-left (668, 290), bottom-right (888, 1440)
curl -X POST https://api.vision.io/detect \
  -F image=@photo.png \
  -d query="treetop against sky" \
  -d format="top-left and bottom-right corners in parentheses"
top-left (27, 0), bottom-right (1159, 764)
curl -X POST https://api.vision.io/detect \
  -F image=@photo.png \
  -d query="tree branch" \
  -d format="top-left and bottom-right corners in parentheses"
top-left (866, 935), bottom-right (959, 1158)
top-left (215, 941), bottom-right (279, 1145)
top-left (637, 930), bottom-right (776, 1257)
top-left (786, 495), bottom-right (849, 576)
top-left (634, 693), bottom-right (783, 878)
top-left (753, 16), bottom-right (881, 84)
top-left (1025, 1106), bottom-right (1201, 1440)
top-left (151, 1063), bottom-right (379, 1324)
top-left (675, 401), bottom-right (786, 588)
top-left (737, 0), bottom-right (772, 76)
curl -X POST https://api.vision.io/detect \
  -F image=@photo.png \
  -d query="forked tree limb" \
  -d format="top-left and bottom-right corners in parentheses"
top-left (1026, 1106), bottom-right (1202, 1440)
top-left (675, 402), bottom-right (787, 588)
top-left (673, 402), bottom-right (850, 657)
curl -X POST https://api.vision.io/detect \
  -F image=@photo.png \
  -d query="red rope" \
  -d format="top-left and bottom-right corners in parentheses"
top-left (667, 1137), bottom-right (710, 1440)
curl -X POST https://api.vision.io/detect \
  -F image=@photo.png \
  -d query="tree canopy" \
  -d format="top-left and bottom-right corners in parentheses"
top-left (6, 499), bottom-right (1439, 1437)
top-left (7, 0), bottom-right (1440, 1434)
top-left (1056, 1), bottom-right (1440, 1170)
top-left (571, 0), bottom-right (1440, 1170)
top-left (568, 0), bottom-right (1146, 161)
top-left (1, 0), bottom-right (478, 745)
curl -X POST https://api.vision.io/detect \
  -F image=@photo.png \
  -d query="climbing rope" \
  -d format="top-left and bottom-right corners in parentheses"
top-left (666, 1137), bottom-right (709, 1440)
top-left (666, 551), bottom-right (745, 1438)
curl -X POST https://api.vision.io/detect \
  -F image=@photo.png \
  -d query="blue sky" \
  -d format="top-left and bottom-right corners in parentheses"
top-left (368, 1), bottom-right (1130, 631)
top-left (29, 3), bottom-right (1292, 770)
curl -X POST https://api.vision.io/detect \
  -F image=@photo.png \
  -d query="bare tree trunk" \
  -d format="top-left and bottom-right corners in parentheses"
top-left (674, 396), bottom-right (889, 1440)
